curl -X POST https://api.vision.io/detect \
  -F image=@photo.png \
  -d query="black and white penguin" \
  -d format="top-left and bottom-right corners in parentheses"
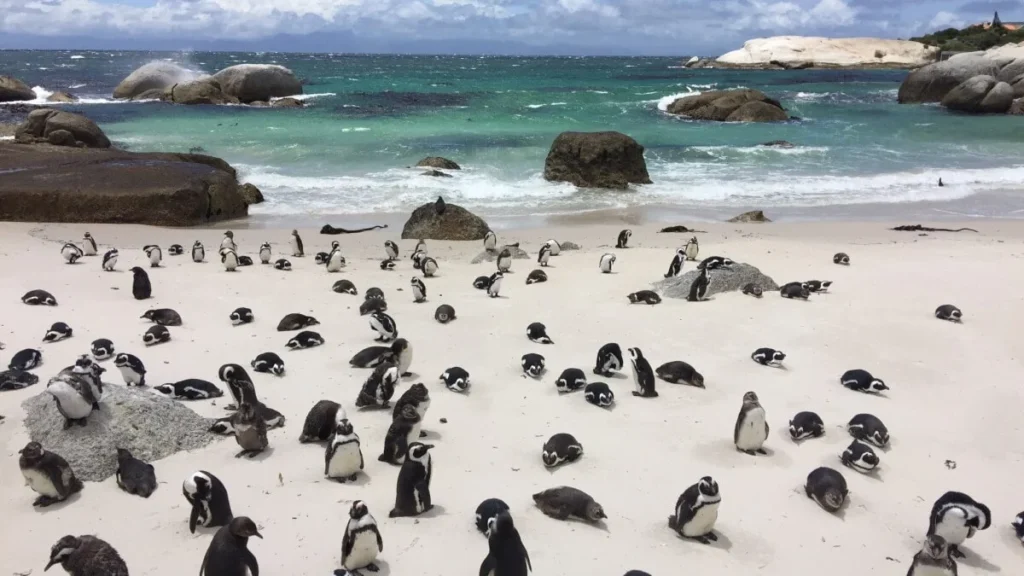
top-left (251, 352), bottom-right (285, 376)
top-left (789, 411), bottom-right (825, 441)
top-left (43, 322), bottom-right (73, 343)
top-left (734, 391), bottom-right (769, 455)
top-left (286, 330), bottom-right (325, 350)
top-left (114, 353), bottom-right (146, 386)
top-left (82, 232), bottom-right (98, 256)
top-left (220, 247), bottom-right (239, 271)
top-left (22, 289), bottom-right (57, 306)
top-left (655, 360), bottom-right (705, 388)
top-left (44, 363), bottom-right (102, 429)
top-left (315, 252), bottom-right (329, 265)
top-left (218, 363), bottom-right (254, 410)
top-left (434, 304), bottom-right (456, 324)
top-left (804, 280), bottom-right (831, 293)
top-left (741, 283), bottom-right (763, 298)
top-left (668, 476), bottom-right (721, 544)
top-left (19, 442), bottom-right (83, 507)
top-left (841, 440), bottom-right (879, 473)
top-left (130, 266), bottom-right (151, 300)
top-left (526, 322), bottom-right (553, 344)
top-left (537, 244), bottom-right (551, 267)
top-left (325, 418), bottom-right (364, 482)
top-left (684, 236), bottom-right (699, 261)
top-left (697, 256), bottom-right (732, 271)
top-left (389, 442), bottom-right (435, 517)
top-left (935, 304), bottom-right (962, 322)
top-left (115, 448), bottom-right (157, 498)
top-left (555, 368), bottom-right (586, 393)
top-left (333, 279), bottom-right (358, 295)
top-left (183, 470), bottom-right (233, 533)
top-left (627, 290), bottom-right (661, 304)
top-left (143, 324), bottom-right (171, 346)
top-left (102, 248), bottom-right (119, 271)
top-left (366, 287), bottom-right (385, 301)
top-left (525, 269), bottom-right (547, 285)
top-left (441, 366), bottom-right (471, 392)
top-left (419, 257), bottom-right (437, 277)
top-left (1013, 512), bottom-right (1024, 544)
top-left (664, 249), bottom-right (685, 278)
top-left (840, 369), bottom-right (888, 394)
top-left (435, 195), bottom-right (446, 215)
top-left (61, 242), bottom-right (83, 264)
top-left (629, 347), bottom-right (658, 397)
top-left (370, 311), bottom-right (398, 342)
top-left (476, 498), bottom-right (511, 536)
top-left (0, 370), bottom-right (38, 392)
top-left (44, 535), bottom-right (129, 576)
top-left (90, 338), bottom-right (114, 361)
top-left (393, 382), bottom-right (431, 425)
top-left (326, 247), bottom-right (346, 272)
top-left (497, 247), bottom-right (513, 273)
top-left (191, 240), bottom-right (205, 263)
top-left (751, 348), bottom-right (785, 367)
top-left (274, 258), bottom-right (292, 271)
top-left (907, 535), bottom-right (959, 576)
top-left (355, 362), bottom-right (400, 408)
top-left (142, 308), bottom-right (183, 326)
top-left (780, 283), bottom-right (810, 300)
top-left (290, 229), bottom-right (304, 256)
top-left (545, 239), bottom-right (561, 256)
top-left (237, 254), bottom-right (253, 266)
top-left (220, 230), bottom-right (237, 253)
top-left (484, 230), bottom-right (498, 252)
top-left (168, 244), bottom-right (184, 256)
top-left (379, 239), bottom-right (397, 260)
top-left (380, 403), bottom-right (423, 465)
top-left (380, 258), bottom-right (396, 271)
top-left (350, 345), bottom-right (394, 369)
top-left (687, 267), bottom-right (711, 302)
top-left (593, 343), bottom-right (623, 377)
top-left (411, 277), bottom-right (427, 303)
top-left (9, 348), bottom-right (42, 370)
top-left (230, 307), bottom-right (254, 326)
top-left (542, 433), bottom-right (583, 467)
top-left (154, 379), bottom-right (223, 400)
top-left (616, 229), bottom-right (632, 249)
top-left (487, 271), bottom-right (504, 298)
top-left (298, 400), bottom-right (345, 443)
top-left (199, 517), bottom-right (262, 576)
top-left (259, 242), bottom-right (272, 264)
top-left (532, 486), bottom-right (606, 523)
top-left (479, 510), bottom-right (533, 576)
top-left (927, 491), bottom-right (992, 559)
top-left (474, 275), bottom-right (492, 289)
top-left (583, 382), bottom-right (614, 408)
top-left (833, 252), bottom-right (850, 265)
top-left (144, 244), bottom-right (162, 267)
top-left (231, 401), bottom-right (269, 458)
top-left (360, 298), bottom-right (388, 316)
top-left (339, 501), bottom-right (383, 574)
top-left (411, 250), bottom-right (427, 270)
top-left (387, 338), bottom-right (413, 376)
top-left (805, 467), bottom-right (848, 513)
top-left (521, 353), bottom-right (545, 378)
top-left (277, 312), bottom-right (319, 331)
top-left (847, 413), bottom-right (889, 448)
top-left (599, 253), bottom-right (616, 273)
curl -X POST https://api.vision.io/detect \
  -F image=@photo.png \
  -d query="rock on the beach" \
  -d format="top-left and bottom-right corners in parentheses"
top-left (0, 75), bottom-right (35, 102)
top-left (170, 78), bottom-right (239, 105)
top-left (15, 109), bottom-right (111, 148)
top-left (543, 131), bottom-right (652, 189)
top-left (401, 201), bottom-right (490, 241)
top-left (728, 210), bottom-right (771, 223)
top-left (470, 244), bottom-right (530, 263)
top-left (416, 157), bottom-right (461, 170)
top-left (715, 36), bottom-right (938, 68)
top-left (212, 64), bottom-right (302, 104)
top-left (113, 61), bottom-right (202, 100)
top-left (655, 262), bottom-right (780, 299)
top-left (239, 183), bottom-right (264, 205)
top-left (941, 76), bottom-right (1014, 114)
top-left (1010, 98), bottom-right (1024, 115)
top-left (898, 55), bottom-right (1001, 104)
top-left (46, 91), bottom-right (77, 103)
top-left (666, 89), bottom-right (789, 122)
top-left (271, 97), bottom-right (304, 108)
top-left (21, 384), bottom-right (218, 482)
top-left (131, 88), bottom-right (171, 102)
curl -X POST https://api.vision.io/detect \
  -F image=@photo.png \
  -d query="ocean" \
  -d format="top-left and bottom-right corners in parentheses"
top-left (3, 49), bottom-right (1024, 226)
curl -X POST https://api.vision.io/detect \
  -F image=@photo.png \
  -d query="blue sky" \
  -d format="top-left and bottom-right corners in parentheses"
top-left (0, 0), bottom-right (1019, 55)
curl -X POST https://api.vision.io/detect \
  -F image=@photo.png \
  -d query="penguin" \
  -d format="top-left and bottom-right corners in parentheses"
top-left (687, 267), bottom-right (711, 302)
top-left (44, 535), bottom-right (129, 576)
top-left (390, 338), bottom-right (414, 376)
top-left (102, 248), bottom-right (119, 271)
top-left (355, 362), bottom-right (400, 408)
top-left (360, 298), bottom-right (388, 316)
top-left (537, 244), bottom-right (551, 267)
top-left (525, 269), bottom-right (547, 285)
top-left (274, 258), bottom-right (292, 271)
top-left (326, 247), bottom-right (346, 272)
top-left (380, 258), bottom-right (397, 271)
top-left (833, 252), bottom-right (850, 265)
top-left (655, 360), bottom-right (705, 388)
top-left (684, 236), bottom-right (699, 261)
top-left (780, 283), bottom-right (810, 300)
top-left (474, 275), bottom-right (492, 289)
top-left (333, 279), bottom-right (358, 295)
top-left (751, 348), bottom-right (785, 367)
top-left (183, 470), bottom-right (233, 533)
top-left (389, 442), bottom-right (434, 517)
top-left (526, 322), bottom-right (553, 344)
top-left (298, 400), bottom-right (345, 443)
top-left (907, 535), bottom-right (959, 576)
top-left (286, 330), bottom-right (325, 350)
top-left (393, 382), bottom-right (431, 422)
top-left (927, 491), bottom-right (991, 559)
top-left (545, 239), bottom-right (561, 256)
top-left (22, 289), bottom-right (57, 306)
top-left (277, 312), bottom-right (319, 331)
top-left (734, 391), bottom-right (769, 455)
top-left (476, 498), bottom-right (511, 536)
top-left (350, 345), bottom-right (394, 369)
top-left (484, 230), bottom-right (498, 252)
top-left (379, 403), bottom-right (423, 465)
top-left (935, 304), bottom-right (962, 322)
top-left (325, 417), bottom-right (364, 483)
top-left (628, 347), bottom-right (658, 398)
top-left (664, 249), bottom-right (685, 278)
top-left (168, 244), bottom-right (184, 256)
top-left (698, 256), bottom-right (732, 271)
top-left (435, 195), bottom-right (446, 214)
top-left (115, 448), bottom-right (157, 498)
top-left (420, 257), bottom-right (438, 277)
top-left (43, 322), bottom-right (73, 343)
top-left (141, 308), bottom-right (183, 326)
top-left (191, 241), bottom-right (205, 263)
top-left (45, 363), bottom-right (102, 429)
top-left (153, 379), bottom-right (223, 400)
top-left (479, 510), bottom-right (533, 576)
top-left (0, 369), bottom-right (39, 391)
top-left (383, 240), bottom-right (399, 260)
top-left (19, 442), bottom-right (83, 507)
top-left (218, 363), bottom-right (255, 410)
top-left (220, 247), bottom-right (239, 271)
top-left (61, 242), bottom-right (83, 264)
top-left (315, 252), bottom-right (330, 265)
top-left (627, 290), bottom-right (661, 304)
top-left (542, 433), bottom-right (582, 467)
top-left (230, 307), bottom-right (254, 326)
top-left (199, 516), bottom-right (262, 576)
top-left (340, 501), bottom-right (383, 574)
top-left (789, 411), bottom-right (825, 441)
top-left (668, 476), bottom-right (721, 544)
top-left (130, 266), bottom-right (151, 300)
top-left (411, 277), bottom-right (427, 303)
top-left (1013, 512), bottom-right (1024, 544)
top-left (804, 280), bottom-right (831, 293)
top-left (259, 242), bottom-right (272, 264)
top-left (366, 287), bottom-right (385, 301)
top-left (435, 304), bottom-right (456, 324)
top-left (841, 439), bottom-right (880, 473)
top-left (593, 343), bottom-right (623, 377)
top-left (370, 311), bottom-right (398, 342)
top-left (441, 366), bottom-right (471, 392)
top-left (583, 382), bottom-right (614, 407)
top-left (616, 229), bottom-right (631, 249)
top-left (220, 230), bottom-right (237, 252)
top-left (144, 244), bottom-right (162, 267)
top-left (411, 250), bottom-right (427, 270)
top-left (143, 324), bottom-right (171, 346)
top-left (521, 353), bottom-right (545, 378)
top-left (555, 368), bottom-right (586, 393)
top-left (82, 232), bottom-right (98, 256)
top-left (497, 248), bottom-right (513, 273)
top-left (9, 348), bottom-right (42, 370)
top-left (114, 353), bottom-right (146, 386)
top-left (232, 401), bottom-right (269, 458)
top-left (532, 486), bottom-right (606, 523)
top-left (599, 253), bottom-right (616, 273)
top-left (239, 253), bottom-right (254, 265)
top-left (805, 466), bottom-right (848, 513)
top-left (840, 369), bottom-right (888, 394)
top-left (487, 271), bottom-right (504, 298)
top-left (251, 352), bottom-right (285, 376)
top-left (741, 283), bottom-right (763, 298)
top-left (847, 414), bottom-right (889, 448)
top-left (290, 229), bottom-right (304, 256)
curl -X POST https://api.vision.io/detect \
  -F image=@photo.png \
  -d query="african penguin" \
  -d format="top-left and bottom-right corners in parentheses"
top-left (277, 312), bottom-right (319, 331)
top-left (542, 433), bottom-right (582, 468)
top-left (287, 331), bottom-right (324, 350)
top-left (422, 257), bottom-right (438, 277)
top-left (259, 242), bottom-right (272, 264)
top-left (143, 325), bottom-right (171, 346)
top-left (0, 370), bottom-right (38, 391)
top-left (593, 343), bottom-right (623, 377)
top-left (474, 275), bottom-right (492, 289)
top-left (325, 418), bottom-right (364, 482)
top-left (629, 347), bottom-right (658, 397)
top-left (655, 360), bottom-right (704, 388)
top-left (199, 517), bottom-right (262, 576)
top-left (231, 401), bottom-right (269, 458)
top-left (22, 289), bottom-right (57, 306)
top-left (299, 400), bottom-right (345, 443)
top-left (538, 244), bottom-right (551, 267)
top-left (555, 368), bottom-right (586, 393)
top-left (697, 256), bottom-right (732, 270)
top-left (521, 353), bottom-right (545, 378)
top-left (545, 239), bottom-right (561, 256)
top-left (45, 359), bottom-right (103, 428)
top-left (734, 391), bottom-right (769, 455)
top-left (389, 442), bottom-right (435, 517)
top-left (805, 467), bottom-right (848, 514)
top-left (751, 348), bottom-right (785, 367)
top-left (780, 283), bottom-right (810, 299)
top-left (219, 230), bottom-right (236, 253)
top-left (441, 366), bottom-right (471, 392)
top-left (369, 312), bottom-right (398, 342)
top-left (487, 271), bottom-right (504, 298)
top-left (840, 369), bottom-right (889, 394)
top-left (435, 304), bottom-right (456, 324)
top-left (741, 283), bottom-right (763, 298)
top-left (141, 308), bottom-right (183, 326)
top-left (907, 535), bottom-right (958, 576)
top-left (360, 299), bottom-right (387, 316)
top-left (115, 448), bottom-right (157, 498)
top-left (333, 279), bottom-right (358, 295)
top-left (804, 280), bottom-right (831, 293)
top-left (788, 411), bottom-right (825, 441)
top-left (326, 247), bottom-right (346, 272)
top-left (380, 258), bottom-right (396, 271)
top-left (340, 501), bottom-right (383, 574)
top-left (114, 353), bottom-right (146, 386)
top-left (82, 232), bottom-right (98, 256)
top-left (627, 290), bottom-right (661, 304)
top-left (130, 266), bottom-right (151, 300)
top-left (168, 244), bottom-right (184, 256)
top-left (526, 322), bottom-right (553, 344)
top-left (479, 510), bottom-right (533, 576)
top-left (411, 250), bottom-right (427, 270)
top-left (599, 253), bottom-right (616, 273)
top-left (44, 535), bottom-right (129, 576)
top-left (847, 414), bottom-right (889, 448)
top-left (191, 241), bottom-right (205, 263)
top-left (497, 248), bottom-right (513, 273)
top-left (927, 491), bottom-right (992, 559)
top-left (19, 442), bottom-right (83, 507)
top-left (1013, 512), bottom-right (1024, 544)
top-left (411, 277), bottom-right (427, 303)
top-left (483, 230), bottom-right (498, 253)
top-left (583, 382), bottom-right (614, 408)
top-left (476, 498), bottom-right (511, 536)
top-left (61, 242), bottom-right (83, 264)
top-left (684, 236), bottom-right (699, 261)
top-left (379, 403), bottom-right (423, 465)
top-left (935, 304), bottom-right (962, 322)
top-left (43, 322), bottom-right (73, 343)
top-left (435, 195), bottom-right (446, 214)
top-left (144, 244), bottom-right (162, 267)
top-left (10, 348), bottom-right (42, 370)
top-left (390, 338), bottom-right (414, 376)
top-left (220, 247), bottom-right (239, 271)
top-left (366, 287), bottom-right (385, 301)
top-left (251, 352), bottom-right (285, 376)
top-left (315, 252), bottom-right (329, 265)
top-left (668, 476), bottom-right (721, 543)
top-left (687, 267), bottom-right (711, 302)
top-left (833, 252), bottom-right (850, 265)
top-left (230, 307), bottom-right (254, 326)
top-left (355, 362), bottom-right (400, 408)
top-left (102, 248), bottom-right (118, 271)
top-left (616, 229), bottom-right (632, 248)
top-left (290, 229), bottom-right (304, 256)
top-left (153, 379), bottom-right (223, 401)
top-left (841, 440), bottom-right (879, 473)
top-left (274, 258), bottom-right (292, 271)
top-left (532, 486), bottom-right (606, 523)
top-left (664, 249), bottom-right (685, 278)
top-left (415, 238), bottom-right (427, 254)
top-left (525, 269), bottom-right (547, 285)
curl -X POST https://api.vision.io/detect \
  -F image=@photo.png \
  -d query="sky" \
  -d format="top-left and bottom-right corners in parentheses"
top-left (0, 0), bottom-right (1019, 55)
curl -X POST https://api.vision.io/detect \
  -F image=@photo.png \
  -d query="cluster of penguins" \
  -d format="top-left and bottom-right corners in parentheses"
top-left (2, 218), bottom-right (997, 576)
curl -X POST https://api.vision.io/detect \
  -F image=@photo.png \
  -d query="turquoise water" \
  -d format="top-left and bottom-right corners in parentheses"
top-left (3, 50), bottom-right (1024, 221)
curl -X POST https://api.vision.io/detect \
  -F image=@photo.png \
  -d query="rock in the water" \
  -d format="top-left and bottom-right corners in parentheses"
top-left (22, 384), bottom-right (218, 481)
top-left (716, 37), bottom-right (938, 69)
top-left (0, 75), bottom-right (35, 102)
top-left (725, 101), bottom-right (789, 122)
top-left (941, 75), bottom-right (1013, 113)
top-left (15, 109), bottom-right (111, 148)
top-left (416, 157), bottom-right (461, 170)
top-left (543, 131), bottom-right (652, 189)
top-left (131, 88), bottom-right (171, 102)
top-left (898, 55), bottom-right (1001, 104)
top-left (421, 169), bottom-right (453, 178)
top-left (239, 183), bottom-right (264, 205)
top-left (212, 64), bottom-right (302, 104)
top-left (654, 262), bottom-right (779, 299)
top-left (666, 89), bottom-right (789, 122)
top-left (1010, 98), bottom-right (1024, 115)
top-left (271, 97), bottom-right (304, 108)
top-left (728, 210), bottom-right (771, 223)
top-left (170, 78), bottom-right (238, 105)
top-left (1010, 74), bottom-right (1024, 99)
top-left (471, 244), bottom-right (529, 263)
top-left (46, 129), bottom-right (78, 147)
top-left (46, 91), bottom-right (77, 103)
top-left (114, 62), bottom-right (203, 100)
top-left (402, 201), bottom-right (489, 241)
top-left (761, 140), bottom-right (795, 148)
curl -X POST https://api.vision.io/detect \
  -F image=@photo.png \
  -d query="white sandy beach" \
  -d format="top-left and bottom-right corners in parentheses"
top-left (2, 219), bottom-right (1024, 575)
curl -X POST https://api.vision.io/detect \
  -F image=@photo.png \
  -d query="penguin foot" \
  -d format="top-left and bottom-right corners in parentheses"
top-left (225, 404), bottom-right (238, 411)
top-left (333, 570), bottom-right (348, 576)
top-left (692, 536), bottom-right (711, 544)
top-left (419, 431), bottom-right (428, 438)
top-left (706, 531), bottom-right (718, 542)
top-left (739, 449), bottom-right (757, 456)
top-left (328, 477), bottom-right (348, 484)
top-left (62, 419), bottom-right (74, 430)
top-left (76, 418), bottom-right (88, 427)
top-left (33, 495), bottom-right (59, 507)
top-left (949, 546), bottom-right (965, 559)
top-left (365, 563), bottom-right (380, 573)
top-left (756, 448), bottom-right (768, 455)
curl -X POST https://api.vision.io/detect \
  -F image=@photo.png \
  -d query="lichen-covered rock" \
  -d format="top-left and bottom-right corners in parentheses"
top-left (401, 201), bottom-right (490, 241)
top-left (114, 62), bottom-right (202, 100)
top-left (46, 91), bottom-right (77, 103)
top-left (170, 78), bottom-right (238, 105)
top-left (416, 157), bottom-right (461, 170)
top-left (667, 89), bottom-right (789, 122)
top-left (239, 183), bottom-right (264, 205)
top-left (0, 75), bottom-right (35, 102)
top-left (728, 210), bottom-right (771, 223)
top-left (543, 131), bottom-right (652, 189)
top-left (941, 75), bottom-right (1013, 113)
top-left (212, 64), bottom-right (302, 104)
top-left (15, 109), bottom-right (111, 148)
top-left (654, 262), bottom-right (779, 300)
top-left (898, 56), bottom-right (1001, 104)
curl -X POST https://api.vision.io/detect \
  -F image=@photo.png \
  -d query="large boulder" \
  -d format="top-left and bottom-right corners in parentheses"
top-left (113, 61), bottom-right (202, 100)
top-left (22, 384), bottom-right (219, 482)
top-left (239, 183), bottom-right (264, 205)
top-left (997, 58), bottom-right (1024, 83)
top-left (715, 37), bottom-right (938, 68)
top-left (1010, 74), bottom-right (1024, 99)
top-left (666, 89), bottom-right (789, 122)
top-left (941, 76), bottom-right (1014, 114)
top-left (416, 157), bottom-right (461, 170)
top-left (15, 109), bottom-right (110, 148)
top-left (653, 262), bottom-right (779, 300)
top-left (1010, 99), bottom-right (1024, 115)
top-left (543, 131), bottom-right (652, 189)
top-left (728, 210), bottom-right (771, 223)
top-left (401, 201), bottom-right (490, 240)
top-left (898, 55), bottom-right (1001, 103)
top-left (46, 91), bottom-right (77, 103)
top-left (0, 75), bottom-right (35, 102)
top-left (271, 97), bottom-right (303, 108)
top-left (131, 88), bottom-right (170, 102)
top-left (0, 142), bottom-right (249, 226)
top-left (212, 64), bottom-right (302, 104)
top-left (170, 78), bottom-right (238, 105)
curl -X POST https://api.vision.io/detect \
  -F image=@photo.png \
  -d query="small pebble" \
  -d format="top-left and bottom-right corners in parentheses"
top-left (440, 417), bottom-right (448, 424)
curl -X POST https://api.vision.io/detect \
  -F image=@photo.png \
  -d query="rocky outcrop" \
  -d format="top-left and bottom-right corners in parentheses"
top-left (170, 78), bottom-right (238, 105)
top-left (1010, 99), bottom-right (1024, 115)
top-left (22, 384), bottom-right (218, 481)
top-left (46, 91), bottom-right (77, 103)
top-left (15, 109), bottom-right (111, 148)
top-left (941, 76), bottom-right (1014, 113)
top-left (1010, 75), bottom-right (1024, 98)
top-left (421, 169), bottom-right (452, 178)
top-left (401, 201), bottom-right (489, 240)
top-left (212, 64), bottom-right (302, 104)
top-left (131, 88), bottom-right (170, 102)
top-left (416, 157), bottom-right (461, 170)
top-left (239, 183), bottom-right (264, 205)
top-left (666, 90), bottom-right (789, 122)
top-left (728, 210), bottom-right (771, 223)
top-left (0, 75), bottom-right (35, 102)
top-left (761, 140), bottom-right (796, 148)
top-left (898, 55), bottom-right (1001, 104)
top-left (654, 262), bottom-right (779, 300)
top-left (271, 97), bottom-right (303, 108)
top-left (716, 37), bottom-right (938, 69)
top-left (471, 243), bottom-right (530, 263)
top-left (113, 62), bottom-right (202, 100)
top-left (543, 131), bottom-right (652, 189)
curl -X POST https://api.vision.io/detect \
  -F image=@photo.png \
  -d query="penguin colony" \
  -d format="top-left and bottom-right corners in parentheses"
top-left (1, 224), bottom-right (1000, 576)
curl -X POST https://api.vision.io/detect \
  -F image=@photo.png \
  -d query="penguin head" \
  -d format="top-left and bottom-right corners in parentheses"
top-left (742, 391), bottom-right (760, 404)
top-left (141, 310), bottom-right (156, 321)
top-left (113, 353), bottom-right (130, 368)
top-left (209, 420), bottom-right (235, 434)
top-left (229, 517), bottom-right (263, 539)
top-left (349, 500), bottom-right (370, 520)
top-left (193, 240), bottom-right (203, 248)
top-left (788, 423), bottom-right (804, 440)
top-left (407, 442), bottom-right (434, 463)
top-left (18, 441), bottom-right (44, 460)
top-left (697, 476), bottom-right (719, 497)
top-left (922, 535), bottom-right (949, 560)
top-left (334, 418), bottom-right (354, 436)
top-left (45, 535), bottom-right (82, 571)
top-left (872, 430), bottom-right (890, 447)
top-left (868, 379), bottom-right (888, 392)
top-left (407, 382), bottom-right (429, 402)
top-left (627, 292), bottom-right (639, 303)
top-left (773, 351), bottom-right (786, 362)
top-left (690, 371), bottom-right (706, 388)
top-left (116, 448), bottom-right (134, 462)
top-left (153, 384), bottom-right (174, 396)
top-left (585, 501), bottom-right (607, 522)
top-left (541, 450), bottom-right (559, 467)
top-left (225, 231), bottom-right (234, 239)
top-left (834, 252), bottom-right (850, 265)
top-left (130, 266), bottom-right (145, 276)
top-left (628, 347), bottom-right (644, 362)
top-left (218, 363), bottom-right (250, 384)
top-left (301, 315), bottom-right (320, 328)
top-left (487, 510), bottom-right (514, 539)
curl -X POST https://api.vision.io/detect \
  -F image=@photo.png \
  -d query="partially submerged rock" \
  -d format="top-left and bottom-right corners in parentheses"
top-left (728, 210), bottom-right (771, 223)
top-left (761, 140), bottom-right (796, 148)
top-left (666, 90), bottom-right (789, 122)
top-left (654, 262), bottom-right (779, 300)
top-left (416, 157), bottom-right (461, 170)
top-left (543, 131), bottom-right (652, 189)
top-left (212, 64), bottom-right (302, 104)
top-left (898, 55), bottom-right (1001, 104)
top-left (46, 91), bottom-right (77, 103)
top-left (0, 75), bottom-right (35, 102)
top-left (401, 201), bottom-right (490, 240)
top-left (15, 109), bottom-right (111, 148)
top-left (170, 78), bottom-right (239, 105)
top-left (114, 62), bottom-right (203, 100)
top-left (271, 97), bottom-right (304, 108)
top-left (941, 75), bottom-right (1014, 114)
top-left (239, 183), bottom-right (264, 205)
top-left (421, 169), bottom-right (453, 178)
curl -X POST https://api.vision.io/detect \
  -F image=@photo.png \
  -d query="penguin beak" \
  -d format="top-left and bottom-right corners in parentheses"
top-left (44, 559), bottom-right (57, 571)
top-left (423, 444), bottom-right (435, 450)
top-left (253, 530), bottom-right (263, 539)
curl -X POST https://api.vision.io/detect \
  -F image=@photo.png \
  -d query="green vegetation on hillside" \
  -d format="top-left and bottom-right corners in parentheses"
top-left (911, 24), bottom-right (1024, 52)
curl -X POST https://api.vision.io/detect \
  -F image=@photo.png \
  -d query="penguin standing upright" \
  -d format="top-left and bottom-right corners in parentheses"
top-left (616, 229), bottom-right (631, 249)
top-left (927, 491), bottom-right (991, 559)
top-left (340, 500), bottom-right (384, 574)
top-left (384, 240), bottom-right (399, 260)
top-left (82, 232), bottom-right (98, 256)
top-left (435, 196), bottom-right (446, 215)
top-left (220, 231), bottom-right (237, 252)
top-left (415, 239), bottom-right (427, 254)
top-left (545, 239), bottom-right (561, 255)
top-left (422, 257), bottom-right (439, 277)
top-left (497, 248), bottom-right (513, 273)
top-left (355, 362), bottom-right (400, 408)
top-left (687, 267), bottom-right (712, 302)
top-left (232, 401), bottom-right (268, 458)
top-left (325, 418), bottom-right (364, 482)
top-left (479, 510), bottom-right (532, 576)
top-left (144, 244), bottom-right (162, 267)
top-left (199, 517), bottom-right (262, 576)
top-left (369, 312), bottom-right (398, 342)
top-left (191, 241), bottom-right (205, 263)
top-left (668, 476), bottom-right (721, 544)
top-left (299, 400), bottom-right (344, 443)
top-left (487, 271), bottom-right (504, 298)
top-left (220, 248), bottom-right (239, 272)
top-left (664, 249), bottom-right (686, 278)
top-left (45, 363), bottom-right (103, 428)
top-left (389, 442), bottom-right (434, 517)
top-left (44, 535), bottom-right (129, 576)
top-left (290, 229), bottom-right (304, 257)
top-left (907, 535), bottom-right (958, 576)
top-left (379, 403), bottom-right (422, 465)
top-left (538, 244), bottom-right (551, 267)
top-left (628, 347), bottom-right (657, 398)
top-left (411, 277), bottom-right (427, 303)
top-left (259, 242), bottom-right (272, 264)
top-left (114, 353), bottom-right (146, 386)
top-left (684, 237), bottom-right (699, 261)
top-left (326, 246), bottom-right (346, 272)
top-left (599, 253), bottom-right (616, 273)
top-left (593, 343), bottom-right (623, 377)
top-left (19, 442), bottom-right (83, 507)
top-left (734, 391), bottom-right (769, 455)
top-left (102, 249), bottom-right (119, 271)
top-left (183, 470), bottom-right (233, 533)
top-left (484, 230), bottom-right (497, 252)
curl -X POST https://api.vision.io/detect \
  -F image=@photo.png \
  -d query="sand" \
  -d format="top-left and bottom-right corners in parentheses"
top-left (2, 220), bottom-right (1023, 575)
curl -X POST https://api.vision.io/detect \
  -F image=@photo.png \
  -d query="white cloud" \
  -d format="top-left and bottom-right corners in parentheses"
top-left (927, 11), bottom-right (965, 31)
top-left (724, 0), bottom-right (859, 32)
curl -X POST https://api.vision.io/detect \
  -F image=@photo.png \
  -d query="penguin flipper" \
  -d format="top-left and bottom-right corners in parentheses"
top-left (376, 527), bottom-right (383, 552)
top-left (242, 548), bottom-right (259, 576)
top-left (189, 504), bottom-right (200, 533)
top-left (359, 449), bottom-right (365, 471)
top-left (479, 554), bottom-right (495, 576)
top-left (342, 527), bottom-right (354, 559)
top-left (198, 543), bottom-right (211, 576)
